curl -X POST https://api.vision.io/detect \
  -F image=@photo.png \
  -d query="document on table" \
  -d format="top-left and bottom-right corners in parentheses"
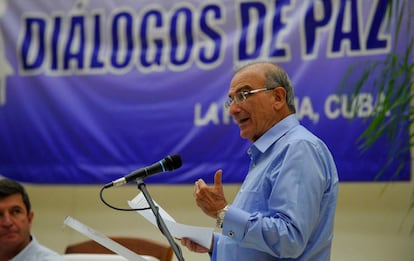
top-left (128, 193), bottom-right (214, 249)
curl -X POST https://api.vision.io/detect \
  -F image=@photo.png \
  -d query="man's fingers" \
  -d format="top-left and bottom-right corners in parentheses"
top-left (180, 238), bottom-right (209, 253)
top-left (196, 178), bottom-right (207, 188)
top-left (194, 179), bottom-right (204, 192)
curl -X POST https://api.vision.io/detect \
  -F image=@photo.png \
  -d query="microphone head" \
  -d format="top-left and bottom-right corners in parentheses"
top-left (164, 154), bottom-right (182, 171)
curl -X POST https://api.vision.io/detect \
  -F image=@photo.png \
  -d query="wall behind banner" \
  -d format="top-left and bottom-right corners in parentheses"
top-left (23, 180), bottom-right (414, 260)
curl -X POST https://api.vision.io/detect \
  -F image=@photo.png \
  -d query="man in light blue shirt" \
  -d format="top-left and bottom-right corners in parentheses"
top-left (181, 62), bottom-right (339, 260)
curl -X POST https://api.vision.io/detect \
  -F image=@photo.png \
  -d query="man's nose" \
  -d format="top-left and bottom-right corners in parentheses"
top-left (1, 213), bottom-right (13, 226)
top-left (228, 102), bottom-right (242, 115)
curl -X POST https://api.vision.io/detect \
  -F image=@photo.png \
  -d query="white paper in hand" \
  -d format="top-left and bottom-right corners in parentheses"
top-left (128, 193), bottom-right (214, 249)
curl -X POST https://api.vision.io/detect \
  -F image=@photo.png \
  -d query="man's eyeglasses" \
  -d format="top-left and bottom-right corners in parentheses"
top-left (224, 87), bottom-right (276, 109)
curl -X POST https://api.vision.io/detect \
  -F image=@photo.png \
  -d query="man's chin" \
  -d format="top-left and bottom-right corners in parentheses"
top-left (239, 130), bottom-right (251, 141)
top-left (0, 239), bottom-right (18, 249)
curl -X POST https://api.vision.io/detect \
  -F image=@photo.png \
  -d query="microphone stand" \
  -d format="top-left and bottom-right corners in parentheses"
top-left (135, 178), bottom-right (185, 261)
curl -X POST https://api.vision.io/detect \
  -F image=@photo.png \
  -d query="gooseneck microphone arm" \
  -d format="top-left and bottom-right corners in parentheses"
top-left (135, 178), bottom-right (185, 261)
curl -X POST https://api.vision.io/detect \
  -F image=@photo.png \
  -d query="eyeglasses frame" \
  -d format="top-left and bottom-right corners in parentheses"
top-left (224, 87), bottom-right (277, 109)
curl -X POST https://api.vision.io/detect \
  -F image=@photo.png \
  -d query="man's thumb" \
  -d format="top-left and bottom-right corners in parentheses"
top-left (214, 169), bottom-right (223, 187)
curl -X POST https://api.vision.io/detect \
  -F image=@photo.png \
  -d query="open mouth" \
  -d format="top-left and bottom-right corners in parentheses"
top-left (238, 117), bottom-right (249, 125)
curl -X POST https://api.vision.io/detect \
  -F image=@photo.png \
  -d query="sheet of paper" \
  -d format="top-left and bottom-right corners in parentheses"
top-left (128, 193), bottom-right (214, 249)
top-left (63, 216), bottom-right (147, 261)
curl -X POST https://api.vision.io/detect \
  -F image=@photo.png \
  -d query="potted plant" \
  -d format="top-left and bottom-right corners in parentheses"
top-left (340, 0), bottom-right (413, 232)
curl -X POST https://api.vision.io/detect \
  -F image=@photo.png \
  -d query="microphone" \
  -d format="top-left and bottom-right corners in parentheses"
top-left (104, 154), bottom-right (182, 188)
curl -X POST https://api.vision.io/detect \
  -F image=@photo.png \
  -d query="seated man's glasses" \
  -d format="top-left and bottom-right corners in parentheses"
top-left (224, 87), bottom-right (276, 109)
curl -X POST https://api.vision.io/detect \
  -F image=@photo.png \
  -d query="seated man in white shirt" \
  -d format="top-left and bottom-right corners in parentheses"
top-left (0, 178), bottom-right (63, 261)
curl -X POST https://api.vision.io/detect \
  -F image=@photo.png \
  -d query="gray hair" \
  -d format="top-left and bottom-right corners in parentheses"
top-left (234, 62), bottom-right (296, 113)
top-left (264, 66), bottom-right (296, 113)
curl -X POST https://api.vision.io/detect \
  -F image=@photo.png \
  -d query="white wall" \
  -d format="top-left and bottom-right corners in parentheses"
top-left (26, 181), bottom-right (414, 261)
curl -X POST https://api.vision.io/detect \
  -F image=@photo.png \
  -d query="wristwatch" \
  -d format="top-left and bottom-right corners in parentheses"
top-left (216, 205), bottom-right (229, 228)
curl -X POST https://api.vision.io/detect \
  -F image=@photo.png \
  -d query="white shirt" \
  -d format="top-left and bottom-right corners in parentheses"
top-left (11, 235), bottom-right (63, 261)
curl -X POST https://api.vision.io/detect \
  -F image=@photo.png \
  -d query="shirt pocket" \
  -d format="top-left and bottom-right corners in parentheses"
top-left (233, 188), bottom-right (268, 213)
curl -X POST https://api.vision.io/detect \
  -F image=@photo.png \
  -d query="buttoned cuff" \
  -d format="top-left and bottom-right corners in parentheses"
top-left (221, 205), bottom-right (250, 241)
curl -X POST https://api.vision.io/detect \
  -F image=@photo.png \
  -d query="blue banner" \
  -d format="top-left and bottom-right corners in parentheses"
top-left (0, 0), bottom-right (411, 184)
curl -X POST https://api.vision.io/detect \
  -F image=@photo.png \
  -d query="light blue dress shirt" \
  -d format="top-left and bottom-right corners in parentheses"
top-left (211, 115), bottom-right (339, 260)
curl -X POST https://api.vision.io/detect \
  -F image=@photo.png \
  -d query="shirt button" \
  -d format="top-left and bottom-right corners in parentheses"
top-left (228, 231), bottom-right (235, 237)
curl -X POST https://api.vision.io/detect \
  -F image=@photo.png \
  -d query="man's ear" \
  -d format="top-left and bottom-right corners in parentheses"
top-left (28, 211), bottom-right (34, 227)
top-left (272, 87), bottom-right (287, 109)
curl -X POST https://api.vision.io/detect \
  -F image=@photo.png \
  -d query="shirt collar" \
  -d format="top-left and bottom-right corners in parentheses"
top-left (251, 114), bottom-right (299, 154)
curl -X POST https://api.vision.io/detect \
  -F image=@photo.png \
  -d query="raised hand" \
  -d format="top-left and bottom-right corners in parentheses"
top-left (193, 169), bottom-right (227, 218)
